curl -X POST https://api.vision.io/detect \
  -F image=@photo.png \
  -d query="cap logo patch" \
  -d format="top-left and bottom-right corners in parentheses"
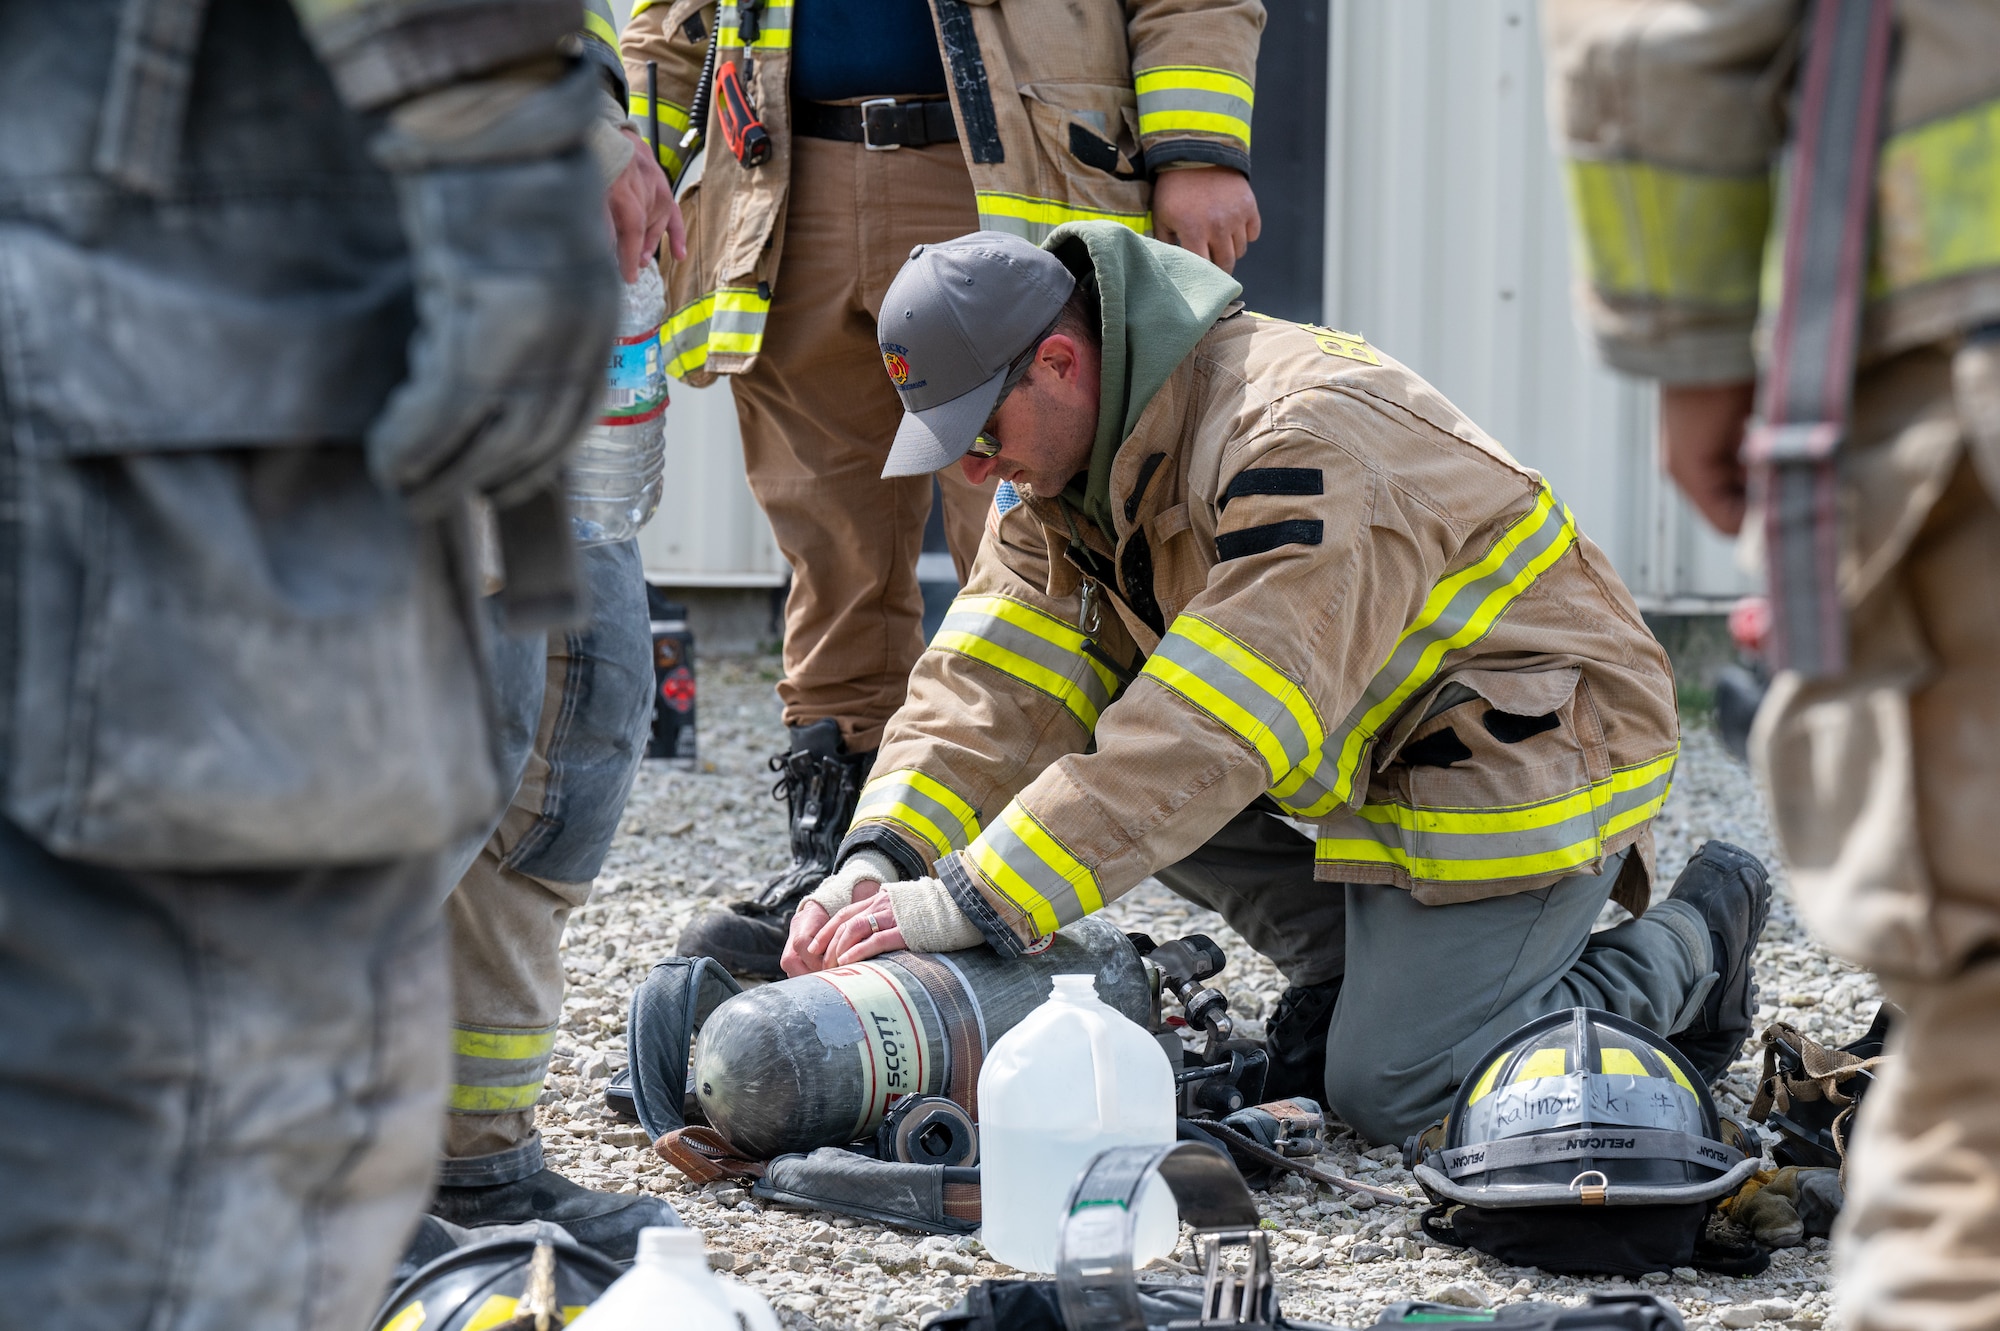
top-left (881, 343), bottom-right (924, 391)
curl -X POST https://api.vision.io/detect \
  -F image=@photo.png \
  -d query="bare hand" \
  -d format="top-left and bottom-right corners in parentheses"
top-left (814, 883), bottom-right (909, 969)
top-left (1659, 381), bottom-right (1758, 535)
top-left (780, 900), bottom-right (834, 976)
top-left (606, 126), bottom-right (686, 282)
top-left (1152, 167), bottom-right (1261, 273)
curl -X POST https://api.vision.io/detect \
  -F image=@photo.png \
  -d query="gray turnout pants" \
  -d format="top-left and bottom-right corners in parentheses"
top-left (1156, 808), bottom-right (1713, 1144)
top-left (0, 817), bottom-right (451, 1331)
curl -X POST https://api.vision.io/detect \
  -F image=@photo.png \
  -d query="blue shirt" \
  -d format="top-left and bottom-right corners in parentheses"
top-left (789, 0), bottom-right (948, 103)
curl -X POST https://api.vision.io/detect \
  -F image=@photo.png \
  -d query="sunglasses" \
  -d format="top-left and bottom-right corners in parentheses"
top-left (966, 321), bottom-right (1059, 461)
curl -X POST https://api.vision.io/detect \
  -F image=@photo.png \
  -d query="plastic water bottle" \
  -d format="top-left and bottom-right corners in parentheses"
top-left (977, 973), bottom-right (1179, 1274)
top-left (566, 1227), bottom-right (779, 1331)
top-left (570, 263), bottom-right (668, 546)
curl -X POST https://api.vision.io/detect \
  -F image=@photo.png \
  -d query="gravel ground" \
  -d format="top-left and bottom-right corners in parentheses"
top-left (534, 653), bottom-right (1880, 1331)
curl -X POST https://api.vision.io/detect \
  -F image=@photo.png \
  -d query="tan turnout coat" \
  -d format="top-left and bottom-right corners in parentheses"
top-left (841, 312), bottom-right (1683, 954)
top-left (619, 0), bottom-right (1264, 384)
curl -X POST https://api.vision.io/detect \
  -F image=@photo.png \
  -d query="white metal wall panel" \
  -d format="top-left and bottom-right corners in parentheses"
top-left (638, 380), bottom-right (789, 587)
top-left (1321, 0), bottom-right (1752, 610)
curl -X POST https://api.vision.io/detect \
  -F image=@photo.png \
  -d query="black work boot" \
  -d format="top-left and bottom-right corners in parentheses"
top-left (1663, 840), bottom-right (1773, 1083)
top-left (1261, 978), bottom-right (1343, 1103)
top-left (429, 1136), bottom-right (680, 1263)
top-left (675, 718), bottom-right (874, 979)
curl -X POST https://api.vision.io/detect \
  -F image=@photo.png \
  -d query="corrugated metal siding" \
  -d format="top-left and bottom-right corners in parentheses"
top-left (1321, 0), bottom-right (1751, 610)
top-left (635, 0), bottom-right (1753, 607)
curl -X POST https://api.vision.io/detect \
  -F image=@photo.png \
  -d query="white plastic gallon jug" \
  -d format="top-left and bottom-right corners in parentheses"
top-left (977, 973), bottom-right (1179, 1274)
top-left (566, 1227), bottom-right (778, 1331)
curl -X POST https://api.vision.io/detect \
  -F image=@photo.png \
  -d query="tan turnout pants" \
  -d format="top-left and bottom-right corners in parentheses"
top-left (1750, 345), bottom-right (2000, 1330)
top-left (732, 133), bottom-right (997, 754)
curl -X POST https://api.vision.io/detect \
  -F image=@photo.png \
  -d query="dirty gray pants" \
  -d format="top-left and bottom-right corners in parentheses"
top-left (1156, 808), bottom-right (1711, 1144)
top-left (0, 817), bottom-right (451, 1331)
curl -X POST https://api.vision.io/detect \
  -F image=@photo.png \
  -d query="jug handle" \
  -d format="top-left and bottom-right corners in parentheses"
top-left (720, 1278), bottom-right (782, 1331)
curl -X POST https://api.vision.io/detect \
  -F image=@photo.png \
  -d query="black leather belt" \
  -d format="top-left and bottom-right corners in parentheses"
top-left (795, 98), bottom-right (957, 149)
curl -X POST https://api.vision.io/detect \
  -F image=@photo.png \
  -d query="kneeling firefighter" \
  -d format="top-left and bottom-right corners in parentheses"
top-left (781, 226), bottom-right (1774, 1145)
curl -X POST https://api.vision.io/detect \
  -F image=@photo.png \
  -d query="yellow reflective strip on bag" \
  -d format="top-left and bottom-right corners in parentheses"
top-left (1140, 616), bottom-right (1325, 780)
top-left (1562, 157), bottom-right (1771, 306)
top-left (1872, 95), bottom-right (2000, 295)
top-left (975, 192), bottom-right (1151, 244)
top-left (967, 804), bottom-right (1101, 936)
top-left (452, 1028), bottom-right (558, 1062)
top-left (448, 1081), bottom-right (546, 1112)
top-left (852, 769), bottom-right (982, 859)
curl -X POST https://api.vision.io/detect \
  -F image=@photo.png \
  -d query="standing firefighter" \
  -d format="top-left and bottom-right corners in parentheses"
top-left (781, 226), bottom-right (1774, 1146)
top-left (0, 0), bottom-right (618, 1325)
top-left (1542, 2), bottom-right (2000, 1326)
top-left (621, 0), bottom-right (1266, 979)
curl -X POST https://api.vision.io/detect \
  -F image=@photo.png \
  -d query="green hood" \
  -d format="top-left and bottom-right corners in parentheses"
top-left (1043, 223), bottom-right (1242, 543)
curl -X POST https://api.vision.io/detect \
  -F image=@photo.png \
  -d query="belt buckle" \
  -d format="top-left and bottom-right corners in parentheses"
top-left (859, 97), bottom-right (902, 150)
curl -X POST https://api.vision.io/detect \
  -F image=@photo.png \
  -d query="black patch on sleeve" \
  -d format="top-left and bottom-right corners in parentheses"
top-left (1400, 726), bottom-right (1473, 768)
top-left (1215, 519), bottom-right (1323, 561)
top-left (680, 12), bottom-right (707, 42)
top-left (1482, 710), bottom-right (1562, 744)
top-left (934, 0), bottom-right (1003, 164)
top-left (1220, 467), bottom-right (1324, 509)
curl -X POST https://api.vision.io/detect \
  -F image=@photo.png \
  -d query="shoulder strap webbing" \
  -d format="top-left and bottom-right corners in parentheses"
top-left (1743, 0), bottom-right (1896, 677)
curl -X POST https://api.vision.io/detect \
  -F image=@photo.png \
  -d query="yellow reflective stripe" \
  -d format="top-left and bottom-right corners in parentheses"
top-left (1873, 95), bottom-right (2000, 296)
top-left (1292, 485), bottom-right (1578, 820)
top-left (449, 1081), bottom-right (545, 1112)
top-left (1135, 66), bottom-right (1254, 103)
top-left (1515, 1048), bottom-right (1567, 1082)
top-left (1315, 747), bottom-right (1677, 883)
top-left (453, 1028), bottom-right (557, 1062)
top-left (931, 593), bottom-right (1117, 732)
top-left (462, 1297), bottom-right (590, 1331)
top-left (852, 769), bottom-right (982, 859)
top-left (1466, 1054), bottom-right (1509, 1105)
top-left (974, 192), bottom-right (1152, 244)
top-left (1561, 157), bottom-right (1771, 306)
top-left (1665, 1058), bottom-right (1697, 1096)
top-left (662, 286), bottom-right (770, 377)
top-left (1600, 1048), bottom-right (1649, 1077)
top-left (582, 6), bottom-right (619, 48)
top-left (966, 802), bottom-right (1103, 936)
top-left (719, 0), bottom-right (792, 48)
top-left (628, 93), bottom-right (692, 173)
top-left (1140, 617), bottom-right (1325, 780)
top-left (1141, 110), bottom-right (1253, 142)
top-left (379, 1303), bottom-right (427, 1331)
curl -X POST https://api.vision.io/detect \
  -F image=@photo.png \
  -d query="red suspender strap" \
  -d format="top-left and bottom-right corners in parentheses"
top-left (1742, 0), bottom-right (1895, 678)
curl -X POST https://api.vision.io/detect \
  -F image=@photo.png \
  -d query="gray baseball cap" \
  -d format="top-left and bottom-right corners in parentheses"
top-left (877, 231), bottom-right (1076, 478)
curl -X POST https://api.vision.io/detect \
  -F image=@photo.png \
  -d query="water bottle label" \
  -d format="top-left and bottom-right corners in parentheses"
top-left (601, 325), bottom-right (668, 424)
top-left (812, 963), bottom-right (933, 1139)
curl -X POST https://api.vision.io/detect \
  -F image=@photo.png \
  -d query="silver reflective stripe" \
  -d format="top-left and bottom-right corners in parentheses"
top-left (1272, 485), bottom-right (1577, 818)
top-left (1441, 1128), bottom-right (1742, 1180)
top-left (965, 803), bottom-right (1103, 937)
top-left (851, 770), bottom-right (982, 859)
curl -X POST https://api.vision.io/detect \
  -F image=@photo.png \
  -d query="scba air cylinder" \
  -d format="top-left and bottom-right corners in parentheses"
top-left (692, 918), bottom-right (1150, 1159)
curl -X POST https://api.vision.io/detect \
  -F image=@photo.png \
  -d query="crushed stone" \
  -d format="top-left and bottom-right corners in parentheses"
top-left (534, 654), bottom-right (1870, 1330)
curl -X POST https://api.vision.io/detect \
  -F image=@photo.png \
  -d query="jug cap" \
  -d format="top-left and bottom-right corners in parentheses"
top-left (1050, 974), bottom-right (1100, 1000)
top-left (636, 1226), bottom-right (707, 1266)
